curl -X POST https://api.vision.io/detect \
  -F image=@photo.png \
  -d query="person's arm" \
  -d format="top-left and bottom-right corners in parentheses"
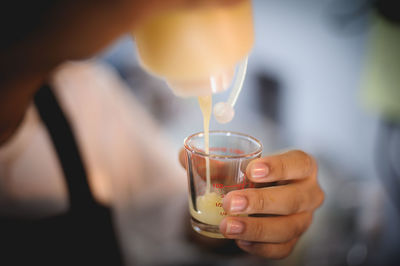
top-left (0, 0), bottom-right (242, 145)
top-left (0, 0), bottom-right (130, 144)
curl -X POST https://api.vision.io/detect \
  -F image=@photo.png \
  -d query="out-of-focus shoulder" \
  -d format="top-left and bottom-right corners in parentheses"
top-left (52, 60), bottom-right (129, 99)
top-left (50, 60), bottom-right (136, 119)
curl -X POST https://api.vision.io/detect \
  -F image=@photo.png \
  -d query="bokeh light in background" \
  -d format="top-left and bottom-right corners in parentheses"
top-left (97, 0), bottom-right (399, 265)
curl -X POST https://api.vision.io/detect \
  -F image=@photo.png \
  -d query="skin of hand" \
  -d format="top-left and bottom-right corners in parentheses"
top-left (179, 149), bottom-right (324, 259)
top-left (0, 0), bottom-right (244, 145)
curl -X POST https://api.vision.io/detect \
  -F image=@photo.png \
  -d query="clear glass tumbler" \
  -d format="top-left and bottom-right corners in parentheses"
top-left (184, 131), bottom-right (262, 238)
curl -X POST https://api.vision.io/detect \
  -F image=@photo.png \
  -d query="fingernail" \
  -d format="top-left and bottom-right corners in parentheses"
top-left (230, 195), bottom-right (248, 213)
top-left (251, 163), bottom-right (269, 180)
top-left (238, 240), bottom-right (252, 246)
top-left (226, 220), bottom-right (244, 234)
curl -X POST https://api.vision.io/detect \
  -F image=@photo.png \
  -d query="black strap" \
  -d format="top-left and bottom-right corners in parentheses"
top-left (34, 84), bottom-right (95, 212)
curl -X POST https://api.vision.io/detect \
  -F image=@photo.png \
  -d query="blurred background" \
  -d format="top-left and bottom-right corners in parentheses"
top-left (94, 0), bottom-right (399, 265)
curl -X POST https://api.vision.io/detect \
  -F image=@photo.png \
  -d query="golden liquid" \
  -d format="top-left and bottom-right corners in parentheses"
top-left (191, 96), bottom-right (225, 226)
top-left (198, 95), bottom-right (212, 193)
top-left (190, 191), bottom-right (224, 225)
top-left (134, 0), bottom-right (254, 81)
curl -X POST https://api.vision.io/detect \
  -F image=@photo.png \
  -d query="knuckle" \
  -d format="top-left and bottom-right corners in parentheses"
top-left (289, 220), bottom-right (302, 239)
top-left (286, 214), bottom-right (308, 240)
top-left (252, 221), bottom-right (266, 240)
top-left (292, 195), bottom-right (302, 213)
top-left (291, 149), bottom-right (308, 160)
top-left (299, 213), bottom-right (312, 235)
top-left (293, 213), bottom-right (313, 239)
top-left (292, 149), bottom-right (306, 156)
top-left (268, 246), bottom-right (292, 260)
top-left (286, 189), bottom-right (302, 214)
top-left (249, 190), bottom-right (266, 213)
top-left (303, 154), bottom-right (314, 175)
top-left (278, 156), bottom-right (288, 178)
top-left (295, 150), bottom-right (314, 175)
top-left (263, 238), bottom-right (298, 259)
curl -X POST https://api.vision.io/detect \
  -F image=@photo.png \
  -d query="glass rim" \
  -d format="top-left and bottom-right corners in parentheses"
top-left (184, 130), bottom-right (263, 159)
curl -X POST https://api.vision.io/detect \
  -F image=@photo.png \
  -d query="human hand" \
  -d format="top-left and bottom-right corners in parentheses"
top-left (219, 150), bottom-right (324, 258)
top-left (179, 149), bottom-right (324, 259)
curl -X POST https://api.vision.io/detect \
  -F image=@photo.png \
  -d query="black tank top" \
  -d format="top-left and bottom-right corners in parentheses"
top-left (0, 85), bottom-right (124, 266)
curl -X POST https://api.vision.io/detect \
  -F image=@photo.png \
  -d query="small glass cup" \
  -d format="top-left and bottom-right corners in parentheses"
top-left (184, 131), bottom-right (262, 238)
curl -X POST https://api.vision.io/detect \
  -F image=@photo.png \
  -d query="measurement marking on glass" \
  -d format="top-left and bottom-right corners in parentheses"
top-left (212, 179), bottom-right (255, 190)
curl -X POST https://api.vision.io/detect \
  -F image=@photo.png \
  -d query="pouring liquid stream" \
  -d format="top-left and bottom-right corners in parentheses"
top-left (191, 96), bottom-right (225, 226)
top-left (198, 95), bottom-right (212, 193)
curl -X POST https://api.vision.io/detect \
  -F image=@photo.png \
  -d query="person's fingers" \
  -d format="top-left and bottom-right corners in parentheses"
top-left (223, 179), bottom-right (324, 215)
top-left (219, 212), bottom-right (312, 243)
top-left (246, 150), bottom-right (316, 183)
top-left (236, 237), bottom-right (298, 259)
